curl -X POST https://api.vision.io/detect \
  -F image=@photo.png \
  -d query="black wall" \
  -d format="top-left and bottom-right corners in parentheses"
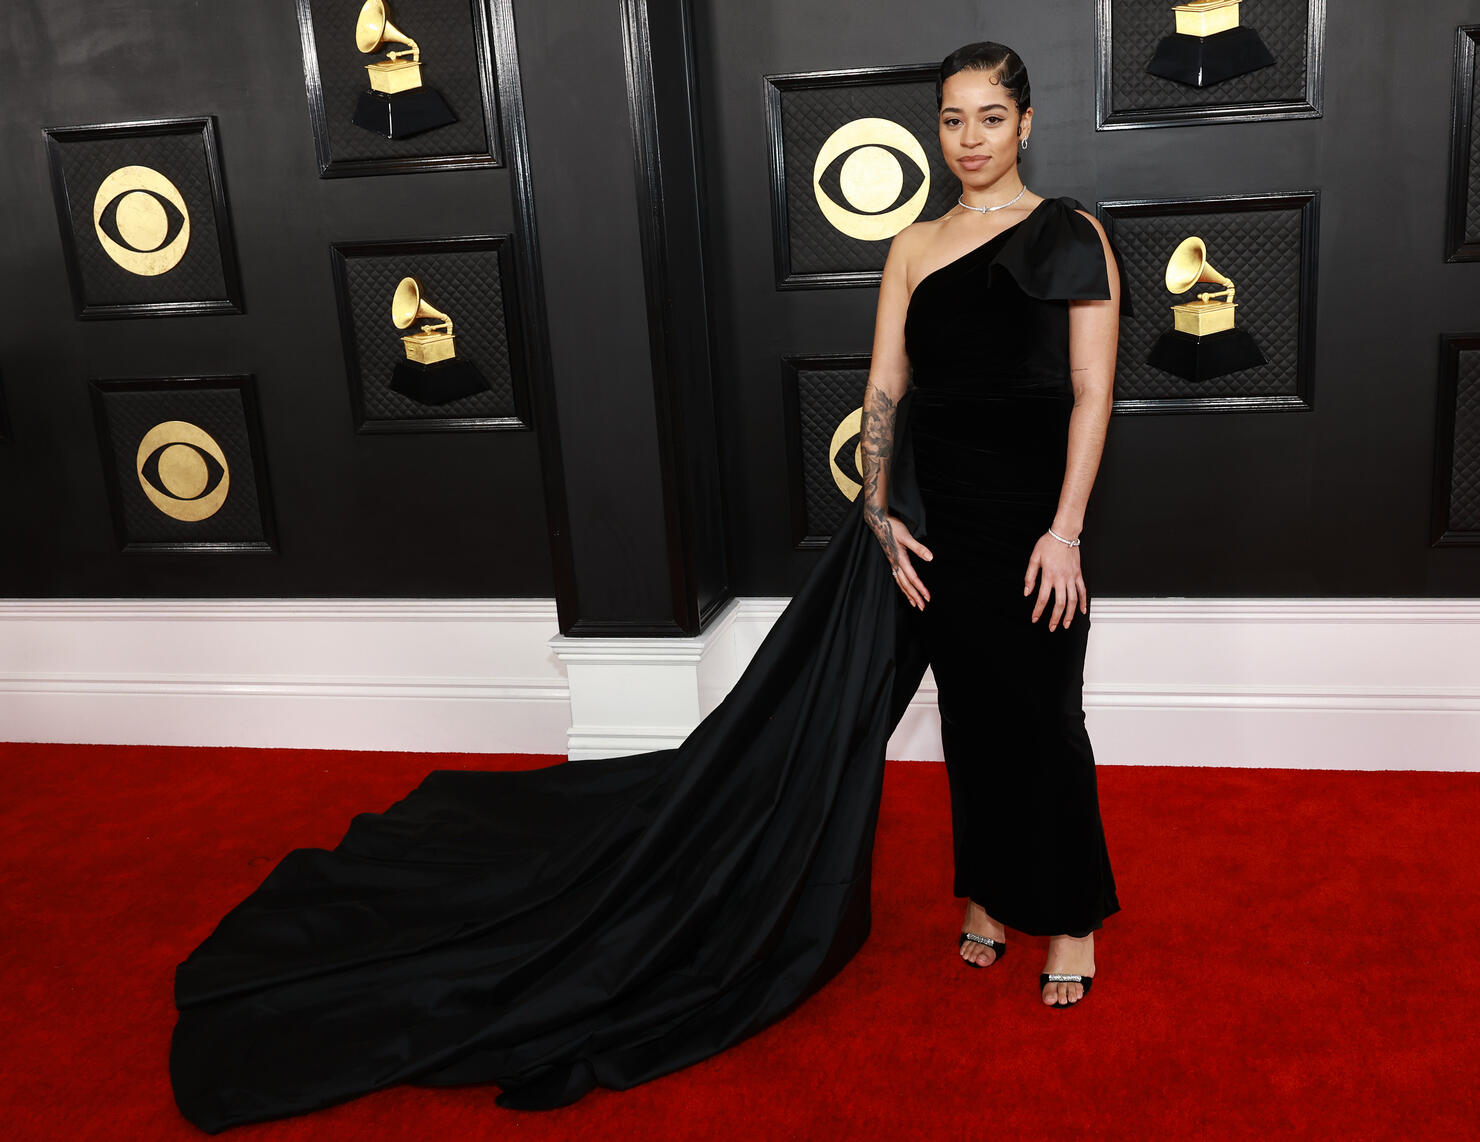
top-left (694, 0), bottom-right (1480, 598)
top-left (0, 0), bottom-right (554, 598)
top-left (2, 0), bottom-right (1478, 615)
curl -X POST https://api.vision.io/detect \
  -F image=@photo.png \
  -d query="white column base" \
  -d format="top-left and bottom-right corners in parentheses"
top-left (548, 598), bottom-right (747, 760)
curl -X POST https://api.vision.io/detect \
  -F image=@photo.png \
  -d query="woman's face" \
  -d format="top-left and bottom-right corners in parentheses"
top-left (938, 68), bottom-right (1031, 189)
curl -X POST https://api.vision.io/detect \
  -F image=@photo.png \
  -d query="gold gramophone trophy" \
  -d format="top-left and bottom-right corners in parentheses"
top-left (1146, 1), bottom-right (1274, 88)
top-left (351, 0), bottom-right (457, 140)
top-left (388, 276), bottom-right (488, 405)
top-left (1145, 236), bottom-right (1265, 382)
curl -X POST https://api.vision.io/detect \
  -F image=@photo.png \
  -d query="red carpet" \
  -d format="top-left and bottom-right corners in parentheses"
top-left (1, 742), bottom-right (1476, 1140)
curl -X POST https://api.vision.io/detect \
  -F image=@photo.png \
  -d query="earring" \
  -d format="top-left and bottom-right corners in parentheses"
top-left (1020, 137), bottom-right (1028, 150)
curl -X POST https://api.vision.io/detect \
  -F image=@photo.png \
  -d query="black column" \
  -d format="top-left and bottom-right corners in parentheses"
top-left (517, 0), bottom-right (730, 636)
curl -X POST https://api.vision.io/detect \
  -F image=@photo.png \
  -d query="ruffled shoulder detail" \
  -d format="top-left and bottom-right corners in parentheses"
top-left (986, 195), bottom-right (1133, 316)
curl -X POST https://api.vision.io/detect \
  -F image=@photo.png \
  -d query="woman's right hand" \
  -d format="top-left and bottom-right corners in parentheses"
top-left (867, 511), bottom-right (933, 610)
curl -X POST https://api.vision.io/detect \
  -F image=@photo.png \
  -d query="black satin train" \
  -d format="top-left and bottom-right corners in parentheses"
top-left (169, 393), bottom-right (934, 1133)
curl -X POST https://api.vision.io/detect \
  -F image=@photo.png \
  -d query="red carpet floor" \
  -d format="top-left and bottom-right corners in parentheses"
top-left (1, 742), bottom-right (1476, 1140)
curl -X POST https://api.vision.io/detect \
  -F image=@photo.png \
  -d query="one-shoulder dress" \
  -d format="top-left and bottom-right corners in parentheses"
top-left (904, 194), bottom-right (1128, 938)
top-left (168, 193), bottom-right (1123, 1135)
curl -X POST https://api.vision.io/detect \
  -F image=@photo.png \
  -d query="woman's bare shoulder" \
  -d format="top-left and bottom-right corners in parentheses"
top-left (892, 216), bottom-right (950, 290)
top-left (892, 218), bottom-right (938, 252)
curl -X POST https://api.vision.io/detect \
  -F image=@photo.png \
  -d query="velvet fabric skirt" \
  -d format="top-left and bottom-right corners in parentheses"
top-left (910, 383), bottom-right (1120, 938)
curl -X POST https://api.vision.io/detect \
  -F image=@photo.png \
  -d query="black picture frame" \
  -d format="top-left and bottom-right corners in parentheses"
top-left (1096, 0), bottom-right (1326, 130)
top-left (1431, 334), bottom-right (1480, 547)
top-left (1445, 26), bottom-right (1480, 262)
top-left (329, 234), bottom-right (532, 433)
top-left (89, 374), bottom-right (277, 555)
top-left (780, 352), bottom-right (872, 548)
top-left (295, 0), bottom-right (506, 178)
top-left (763, 63), bottom-right (949, 289)
top-left (43, 116), bottom-right (244, 320)
top-left (1098, 190), bottom-right (1320, 415)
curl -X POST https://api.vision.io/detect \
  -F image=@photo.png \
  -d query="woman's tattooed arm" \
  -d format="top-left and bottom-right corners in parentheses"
top-left (857, 221), bottom-right (932, 609)
top-left (861, 380), bottom-right (899, 566)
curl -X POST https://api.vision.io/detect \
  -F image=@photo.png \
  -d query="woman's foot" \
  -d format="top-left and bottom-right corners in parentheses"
top-left (959, 900), bottom-right (1006, 967)
top-left (1041, 933), bottom-right (1095, 1006)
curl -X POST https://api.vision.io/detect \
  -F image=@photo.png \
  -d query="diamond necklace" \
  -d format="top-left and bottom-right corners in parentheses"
top-left (957, 183), bottom-right (1029, 213)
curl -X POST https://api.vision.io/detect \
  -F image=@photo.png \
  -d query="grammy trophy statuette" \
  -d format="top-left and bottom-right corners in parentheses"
top-left (1146, 0), bottom-right (1275, 87)
top-left (351, 0), bottom-right (458, 140)
top-left (388, 276), bottom-right (489, 406)
top-left (1145, 236), bottom-right (1266, 383)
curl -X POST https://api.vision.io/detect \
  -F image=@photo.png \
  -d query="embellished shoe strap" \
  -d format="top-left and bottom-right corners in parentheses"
top-left (1040, 973), bottom-right (1094, 995)
top-left (961, 933), bottom-right (1004, 952)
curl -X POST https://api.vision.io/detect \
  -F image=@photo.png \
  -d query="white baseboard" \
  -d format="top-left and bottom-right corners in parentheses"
top-left (1, 598), bottom-right (1476, 770)
top-left (0, 600), bottom-right (569, 753)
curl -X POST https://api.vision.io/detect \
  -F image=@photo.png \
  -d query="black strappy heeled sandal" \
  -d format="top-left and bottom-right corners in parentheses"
top-left (958, 931), bottom-right (1006, 968)
top-left (1039, 972), bottom-right (1094, 1007)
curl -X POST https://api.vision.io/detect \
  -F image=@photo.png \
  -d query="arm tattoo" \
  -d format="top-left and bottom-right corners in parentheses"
top-left (861, 382), bottom-right (899, 566)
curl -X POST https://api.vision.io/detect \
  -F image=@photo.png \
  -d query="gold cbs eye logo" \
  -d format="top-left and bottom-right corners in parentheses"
top-left (135, 421), bottom-right (230, 522)
top-left (828, 407), bottom-right (865, 500)
top-left (93, 165), bottom-right (191, 276)
top-left (813, 118), bottom-right (931, 241)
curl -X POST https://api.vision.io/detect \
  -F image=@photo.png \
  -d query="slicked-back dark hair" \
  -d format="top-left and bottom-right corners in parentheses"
top-left (937, 42), bottom-right (1032, 164)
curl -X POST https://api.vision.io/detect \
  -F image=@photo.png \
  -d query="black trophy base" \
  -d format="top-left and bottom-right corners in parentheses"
top-left (1146, 25), bottom-right (1276, 88)
top-left (352, 88), bottom-right (458, 139)
top-left (390, 358), bottom-right (489, 406)
top-left (1146, 327), bottom-right (1266, 383)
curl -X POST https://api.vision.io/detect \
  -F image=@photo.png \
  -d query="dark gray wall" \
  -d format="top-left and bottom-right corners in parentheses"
top-left (0, 0), bottom-right (553, 598)
top-left (693, 0), bottom-right (1480, 597)
top-left (3, 0), bottom-right (1478, 609)
top-left (0, 0), bottom-right (733, 638)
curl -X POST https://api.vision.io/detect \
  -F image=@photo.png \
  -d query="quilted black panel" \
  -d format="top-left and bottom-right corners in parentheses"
top-left (335, 242), bottom-right (517, 425)
top-left (779, 77), bottom-right (960, 278)
top-left (792, 364), bottom-right (870, 541)
top-left (49, 126), bottom-right (231, 308)
top-left (1105, 202), bottom-right (1307, 403)
top-left (1449, 349), bottom-right (1480, 532)
top-left (94, 381), bottom-right (270, 548)
top-left (303, 0), bottom-right (493, 163)
top-left (1108, 0), bottom-right (1311, 112)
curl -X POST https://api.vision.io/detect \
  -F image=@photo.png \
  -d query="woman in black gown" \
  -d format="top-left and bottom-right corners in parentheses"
top-left (861, 42), bottom-right (1124, 1008)
top-left (168, 40), bottom-right (1125, 1134)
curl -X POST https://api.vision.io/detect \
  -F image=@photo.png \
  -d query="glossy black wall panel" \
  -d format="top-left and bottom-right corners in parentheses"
top-left (692, 0), bottom-right (1480, 597)
top-left (0, 0), bottom-right (551, 596)
top-left (512, 0), bottom-right (676, 626)
top-left (625, 0), bottom-right (732, 630)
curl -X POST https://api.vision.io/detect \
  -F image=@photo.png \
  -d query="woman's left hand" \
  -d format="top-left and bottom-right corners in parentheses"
top-left (1024, 532), bottom-right (1087, 632)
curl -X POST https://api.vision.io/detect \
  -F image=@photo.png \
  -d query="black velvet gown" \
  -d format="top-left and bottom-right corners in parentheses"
top-left (905, 194), bottom-right (1127, 939)
top-left (168, 193), bottom-right (1124, 1134)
